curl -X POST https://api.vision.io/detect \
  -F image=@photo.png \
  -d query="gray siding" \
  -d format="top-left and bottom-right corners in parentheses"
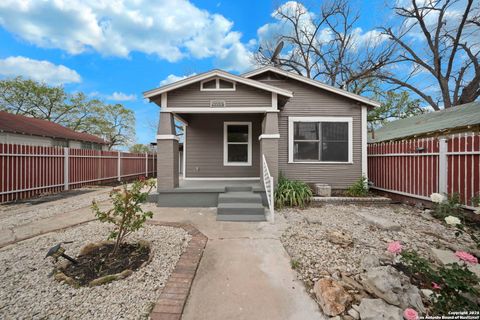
top-left (184, 114), bottom-right (262, 178)
top-left (163, 80), bottom-right (271, 108)
top-left (254, 76), bottom-right (363, 189)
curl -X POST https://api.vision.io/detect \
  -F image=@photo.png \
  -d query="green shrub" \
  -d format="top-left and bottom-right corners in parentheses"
top-left (345, 175), bottom-right (369, 197)
top-left (431, 192), bottom-right (463, 219)
top-left (275, 174), bottom-right (312, 209)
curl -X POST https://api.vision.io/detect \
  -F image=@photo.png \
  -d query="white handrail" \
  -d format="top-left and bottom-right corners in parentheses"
top-left (262, 154), bottom-right (274, 222)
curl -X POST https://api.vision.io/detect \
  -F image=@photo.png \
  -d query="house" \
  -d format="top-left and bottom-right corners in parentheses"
top-left (144, 66), bottom-right (379, 220)
top-left (0, 111), bottom-right (108, 150)
top-left (369, 101), bottom-right (480, 143)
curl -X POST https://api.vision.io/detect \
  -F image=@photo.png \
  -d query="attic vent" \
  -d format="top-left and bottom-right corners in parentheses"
top-left (210, 100), bottom-right (226, 108)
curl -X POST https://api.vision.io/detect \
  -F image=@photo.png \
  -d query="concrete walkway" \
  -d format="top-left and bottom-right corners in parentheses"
top-left (148, 206), bottom-right (325, 320)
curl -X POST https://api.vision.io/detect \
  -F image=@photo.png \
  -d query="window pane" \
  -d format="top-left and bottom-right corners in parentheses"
top-left (202, 79), bottom-right (216, 89)
top-left (227, 125), bottom-right (248, 142)
top-left (219, 79), bottom-right (234, 89)
top-left (294, 142), bottom-right (319, 161)
top-left (322, 141), bottom-right (348, 161)
top-left (228, 144), bottom-right (248, 162)
top-left (294, 122), bottom-right (318, 140)
top-left (322, 122), bottom-right (348, 141)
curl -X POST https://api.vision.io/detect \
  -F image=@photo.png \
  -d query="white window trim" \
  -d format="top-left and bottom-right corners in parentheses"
top-left (288, 116), bottom-right (353, 164)
top-left (200, 78), bottom-right (236, 91)
top-left (224, 121), bottom-right (252, 166)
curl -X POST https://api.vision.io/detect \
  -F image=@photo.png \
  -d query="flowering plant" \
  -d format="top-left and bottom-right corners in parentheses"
top-left (387, 241), bottom-right (403, 255)
top-left (430, 193), bottom-right (446, 203)
top-left (393, 246), bottom-right (479, 315)
top-left (403, 308), bottom-right (419, 320)
top-left (444, 215), bottom-right (461, 226)
top-left (455, 251), bottom-right (479, 265)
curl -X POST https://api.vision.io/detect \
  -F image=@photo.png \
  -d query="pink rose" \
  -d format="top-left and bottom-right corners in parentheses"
top-left (431, 282), bottom-right (441, 290)
top-left (455, 251), bottom-right (479, 265)
top-left (403, 308), bottom-right (419, 320)
top-left (387, 241), bottom-right (403, 255)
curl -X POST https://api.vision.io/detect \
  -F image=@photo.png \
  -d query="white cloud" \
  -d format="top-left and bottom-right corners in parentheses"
top-left (107, 91), bottom-right (137, 101)
top-left (0, 56), bottom-right (81, 85)
top-left (159, 73), bottom-right (197, 86)
top-left (0, 0), bottom-right (254, 72)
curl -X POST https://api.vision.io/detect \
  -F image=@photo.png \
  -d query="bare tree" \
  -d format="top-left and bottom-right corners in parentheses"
top-left (380, 0), bottom-right (480, 110)
top-left (255, 0), bottom-right (394, 94)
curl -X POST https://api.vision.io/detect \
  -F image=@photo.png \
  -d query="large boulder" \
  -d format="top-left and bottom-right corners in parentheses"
top-left (327, 230), bottom-right (353, 247)
top-left (361, 266), bottom-right (425, 313)
top-left (313, 278), bottom-right (353, 316)
top-left (358, 298), bottom-right (403, 320)
top-left (356, 211), bottom-right (401, 231)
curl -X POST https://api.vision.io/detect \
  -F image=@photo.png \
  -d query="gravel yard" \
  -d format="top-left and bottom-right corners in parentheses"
top-left (280, 204), bottom-right (477, 288)
top-left (0, 222), bottom-right (190, 319)
top-left (0, 187), bottom-right (111, 231)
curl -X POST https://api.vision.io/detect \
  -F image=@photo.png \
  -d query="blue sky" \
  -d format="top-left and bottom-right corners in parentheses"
top-left (0, 0), bottom-right (391, 145)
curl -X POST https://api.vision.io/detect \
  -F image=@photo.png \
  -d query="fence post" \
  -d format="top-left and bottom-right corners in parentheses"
top-left (145, 152), bottom-right (148, 177)
top-left (438, 138), bottom-right (448, 194)
top-left (64, 147), bottom-right (69, 190)
top-left (117, 151), bottom-right (121, 182)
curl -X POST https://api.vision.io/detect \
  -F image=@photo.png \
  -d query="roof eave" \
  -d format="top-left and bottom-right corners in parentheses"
top-left (242, 66), bottom-right (381, 108)
top-left (143, 69), bottom-right (294, 100)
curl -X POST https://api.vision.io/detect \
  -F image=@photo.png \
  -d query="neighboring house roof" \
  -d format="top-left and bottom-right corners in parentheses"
top-left (369, 102), bottom-right (480, 143)
top-left (242, 66), bottom-right (381, 108)
top-left (0, 111), bottom-right (108, 144)
top-left (143, 69), bottom-right (294, 99)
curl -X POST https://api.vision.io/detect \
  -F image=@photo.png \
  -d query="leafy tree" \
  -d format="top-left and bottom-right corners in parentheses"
top-left (368, 85), bottom-right (426, 129)
top-left (0, 77), bottom-right (135, 149)
top-left (129, 144), bottom-right (151, 153)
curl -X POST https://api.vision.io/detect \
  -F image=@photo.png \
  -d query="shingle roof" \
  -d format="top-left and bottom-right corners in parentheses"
top-left (0, 111), bottom-right (108, 144)
top-left (369, 102), bottom-right (480, 143)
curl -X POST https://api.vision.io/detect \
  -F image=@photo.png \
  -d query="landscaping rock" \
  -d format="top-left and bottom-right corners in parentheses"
top-left (358, 298), bottom-right (403, 320)
top-left (305, 215), bottom-right (323, 225)
top-left (361, 266), bottom-right (425, 312)
top-left (356, 211), bottom-right (401, 231)
top-left (430, 248), bottom-right (480, 277)
top-left (327, 230), bottom-right (353, 248)
top-left (360, 254), bottom-right (380, 271)
top-left (347, 307), bottom-right (360, 319)
top-left (314, 278), bottom-right (353, 316)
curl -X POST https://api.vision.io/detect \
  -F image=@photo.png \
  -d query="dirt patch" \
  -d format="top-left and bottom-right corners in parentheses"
top-left (62, 242), bottom-right (151, 286)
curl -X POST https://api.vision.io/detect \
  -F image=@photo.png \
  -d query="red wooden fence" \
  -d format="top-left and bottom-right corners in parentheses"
top-left (0, 144), bottom-right (157, 203)
top-left (368, 133), bottom-right (480, 208)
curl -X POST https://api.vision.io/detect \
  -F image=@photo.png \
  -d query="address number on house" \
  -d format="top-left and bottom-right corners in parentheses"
top-left (210, 100), bottom-right (226, 108)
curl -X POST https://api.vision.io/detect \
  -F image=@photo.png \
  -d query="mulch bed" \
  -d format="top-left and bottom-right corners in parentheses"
top-left (62, 242), bottom-right (150, 286)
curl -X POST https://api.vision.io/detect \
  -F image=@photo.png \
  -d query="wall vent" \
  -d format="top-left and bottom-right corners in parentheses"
top-left (210, 100), bottom-right (226, 108)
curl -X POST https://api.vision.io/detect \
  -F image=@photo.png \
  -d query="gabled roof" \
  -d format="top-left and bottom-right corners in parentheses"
top-left (143, 69), bottom-right (294, 99)
top-left (242, 66), bottom-right (380, 108)
top-left (370, 102), bottom-right (480, 143)
top-left (0, 111), bottom-right (108, 144)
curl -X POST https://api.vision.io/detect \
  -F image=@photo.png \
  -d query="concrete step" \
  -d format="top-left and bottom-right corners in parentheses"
top-left (217, 203), bottom-right (265, 217)
top-left (218, 192), bottom-right (262, 204)
top-left (217, 213), bottom-right (266, 222)
top-left (225, 186), bottom-right (253, 192)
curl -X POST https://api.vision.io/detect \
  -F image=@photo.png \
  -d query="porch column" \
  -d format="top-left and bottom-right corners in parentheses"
top-left (157, 112), bottom-right (179, 191)
top-left (260, 112), bottom-right (279, 186)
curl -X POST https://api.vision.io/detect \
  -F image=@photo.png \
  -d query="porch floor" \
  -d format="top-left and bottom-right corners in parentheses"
top-left (177, 178), bottom-right (264, 192)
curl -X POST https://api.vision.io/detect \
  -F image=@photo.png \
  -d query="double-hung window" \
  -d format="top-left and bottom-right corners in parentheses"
top-left (288, 117), bottom-right (352, 163)
top-left (224, 122), bottom-right (252, 166)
